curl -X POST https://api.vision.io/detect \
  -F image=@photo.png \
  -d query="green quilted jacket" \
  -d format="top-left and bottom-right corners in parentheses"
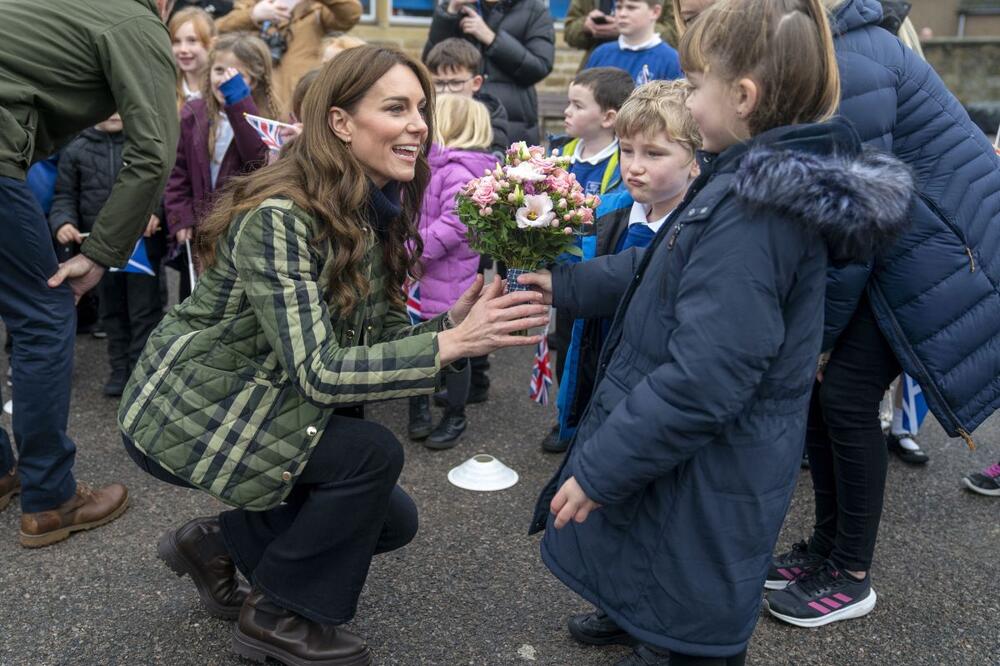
top-left (119, 197), bottom-right (446, 510)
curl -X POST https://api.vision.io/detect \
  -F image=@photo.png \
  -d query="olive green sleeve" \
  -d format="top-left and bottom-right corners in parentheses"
top-left (81, 17), bottom-right (179, 268)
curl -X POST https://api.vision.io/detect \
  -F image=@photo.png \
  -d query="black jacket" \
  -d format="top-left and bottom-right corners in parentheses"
top-left (475, 90), bottom-right (511, 156)
top-left (50, 128), bottom-right (166, 261)
top-left (424, 0), bottom-right (555, 145)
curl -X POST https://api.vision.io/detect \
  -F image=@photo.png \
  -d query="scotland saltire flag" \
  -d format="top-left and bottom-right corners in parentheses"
top-left (405, 279), bottom-right (422, 325)
top-left (244, 113), bottom-right (289, 151)
top-left (637, 64), bottom-right (652, 86)
top-left (529, 332), bottom-right (552, 405)
top-left (108, 238), bottom-right (155, 276)
top-left (901, 373), bottom-right (929, 434)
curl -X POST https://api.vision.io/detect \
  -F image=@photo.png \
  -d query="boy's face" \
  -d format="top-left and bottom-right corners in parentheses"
top-left (564, 83), bottom-right (615, 140)
top-left (619, 130), bottom-right (697, 206)
top-left (616, 0), bottom-right (662, 38)
top-left (431, 66), bottom-right (483, 98)
top-left (95, 113), bottom-right (123, 134)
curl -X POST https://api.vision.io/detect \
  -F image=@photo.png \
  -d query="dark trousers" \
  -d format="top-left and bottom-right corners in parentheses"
top-left (0, 177), bottom-right (77, 511)
top-left (124, 409), bottom-right (417, 625)
top-left (806, 295), bottom-right (900, 571)
top-left (670, 650), bottom-right (747, 665)
top-left (98, 271), bottom-right (163, 373)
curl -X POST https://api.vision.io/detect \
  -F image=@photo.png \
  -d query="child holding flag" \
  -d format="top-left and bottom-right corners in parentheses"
top-left (165, 34), bottom-right (278, 300)
top-left (49, 114), bottom-right (167, 396)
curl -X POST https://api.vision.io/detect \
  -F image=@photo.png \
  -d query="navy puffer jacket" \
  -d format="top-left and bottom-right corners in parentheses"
top-left (828, 0), bottom-right (1000, 439)
top-left (531, 120), bottom-right (913, 656)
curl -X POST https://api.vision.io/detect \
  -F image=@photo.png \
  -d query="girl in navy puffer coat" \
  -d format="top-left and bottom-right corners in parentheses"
top-left (521, 0), bottom-right (912, 662)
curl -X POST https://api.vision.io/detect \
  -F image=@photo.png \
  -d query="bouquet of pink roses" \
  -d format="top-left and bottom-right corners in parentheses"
top-left (456, 142), bottom-right (600, 292)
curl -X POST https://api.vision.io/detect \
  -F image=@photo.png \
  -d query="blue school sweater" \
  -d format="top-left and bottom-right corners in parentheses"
top-left (584, 37), bottom-right (682, 84)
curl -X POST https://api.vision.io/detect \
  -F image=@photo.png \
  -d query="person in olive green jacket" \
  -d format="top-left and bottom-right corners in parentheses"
top-left (0, 0), bottom-right (178, 548)
top-left (563, 0), bottom-right (677, 69)
top-left (120, 45), bottom-right (547, 666)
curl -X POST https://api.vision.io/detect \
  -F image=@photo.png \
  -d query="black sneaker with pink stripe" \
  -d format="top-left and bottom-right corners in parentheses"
top-left (765, 561), bottom-right (877, 628)
top-left (765, 540), bottom-right (825, 591)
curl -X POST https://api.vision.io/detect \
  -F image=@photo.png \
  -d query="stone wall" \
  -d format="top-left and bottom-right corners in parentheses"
top-left (921, 38), bottom-right (1000, 105)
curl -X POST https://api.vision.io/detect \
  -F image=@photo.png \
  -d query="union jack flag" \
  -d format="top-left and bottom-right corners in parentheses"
top-left (404, 278), bottom-right (422, 325)
top-left (529, 331), bottom-right (553, 405)
top-left (244, 113), bottom-right (292, 151)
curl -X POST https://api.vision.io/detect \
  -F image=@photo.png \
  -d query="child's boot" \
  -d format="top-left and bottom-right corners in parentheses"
top-left (424, 408), bottom-right (466, 450)
top-left (568, 608), bottom-right (632, 646)
top-left (408, 395), bottom-right (433, 441)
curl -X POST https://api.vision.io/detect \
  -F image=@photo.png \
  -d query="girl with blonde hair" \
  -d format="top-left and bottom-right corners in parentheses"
top-left (168, 7), bottom-right (218, 109)
top-left (407, 94), bottom-right (499, 448)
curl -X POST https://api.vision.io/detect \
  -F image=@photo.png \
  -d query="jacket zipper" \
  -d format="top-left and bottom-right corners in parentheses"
top-left (667, 222), bottom-right (685, 250)
top-left (917, 192), bottom-right (976, 273)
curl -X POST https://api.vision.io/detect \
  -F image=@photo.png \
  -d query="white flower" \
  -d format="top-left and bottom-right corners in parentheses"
top-left (516, 195), bottom-right (556, 229)
top-left (506, 162), bottom-right (546, 183)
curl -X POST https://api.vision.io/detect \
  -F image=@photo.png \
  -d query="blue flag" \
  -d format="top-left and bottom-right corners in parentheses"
top-left (901, 373), bottom-right (929, 434)
top-left (109, 238), bottom-right (155, 276)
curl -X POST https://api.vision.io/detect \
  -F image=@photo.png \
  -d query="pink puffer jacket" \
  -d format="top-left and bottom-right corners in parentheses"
top-left (415, 145), bottom-right (500, 317)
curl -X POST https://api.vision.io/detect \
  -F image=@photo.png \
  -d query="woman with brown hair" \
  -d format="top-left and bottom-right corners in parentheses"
top-left (120, 45), bottom-right (547, 665)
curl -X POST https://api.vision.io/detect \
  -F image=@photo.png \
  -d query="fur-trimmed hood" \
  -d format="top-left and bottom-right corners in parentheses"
top-left (732, 119), bottom-right (913, 263)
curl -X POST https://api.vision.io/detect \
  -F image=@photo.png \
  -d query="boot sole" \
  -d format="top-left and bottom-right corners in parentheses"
top-left (157, 528), bottom-right (242, 620)
top-left (233, 627), bottom-right (372, 666)
top-left (0, 488), bottom-right (19, 513)
top-left (19, 491), bottom-right (129, 548)
top-left (408, 426), bottom-right (433, 441)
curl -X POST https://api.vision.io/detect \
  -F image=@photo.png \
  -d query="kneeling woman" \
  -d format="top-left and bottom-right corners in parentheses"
top-left (119, 45), bottom-right (546, 666)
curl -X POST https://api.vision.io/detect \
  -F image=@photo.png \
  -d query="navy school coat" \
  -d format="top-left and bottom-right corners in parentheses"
top-left (531, 119), bottom-right (913, 656)
top-left (829, 0), bottom-right (1000, 439)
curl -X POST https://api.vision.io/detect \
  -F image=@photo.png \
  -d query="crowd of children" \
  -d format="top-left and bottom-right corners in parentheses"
top-left (2, 0), bottom-right (998, 664)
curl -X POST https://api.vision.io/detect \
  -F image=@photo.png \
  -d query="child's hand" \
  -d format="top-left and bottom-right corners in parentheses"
top-left (219, 68), bottom-right (253, 106)
top-left (251, 0), bottom-right (292, 24)
top-left (514, 269), bottom-right (553, 305)
top-left (551, 476), bottom-right (601, 529)
top-left (584, 10), bottom-right (619, 39)
top-left (277, 122), bottom-right (303, 144)
top-left (144, 214), bottom-right (161, 238)
top-left (446, 0), bottom-right (476, 15)
top-left (459, 7), bottom-right (496, 46)
top-left (56, 224), bottom-right (83, 245)
top-left (176, 227), bottom-right (194, 244)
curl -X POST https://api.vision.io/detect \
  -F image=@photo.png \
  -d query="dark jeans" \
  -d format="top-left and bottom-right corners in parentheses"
top-left (806, 295), bottom-right (900, 571)
top-left (123, 408), bottom-right (417, 625)
top-left (0, 177), bottom-right (77, 511)
top-left (98, 271), bottom-right (163, 373)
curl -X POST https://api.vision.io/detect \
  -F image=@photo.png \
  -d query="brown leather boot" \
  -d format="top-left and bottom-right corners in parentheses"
top-left (157, 516), bottom-right (250, 620)
top-left (19, 482), bottom-right (128, 548)
top-left (233, 588), bottom-right (372, 666)
top-left (0, 467), bottom-right (19, 513)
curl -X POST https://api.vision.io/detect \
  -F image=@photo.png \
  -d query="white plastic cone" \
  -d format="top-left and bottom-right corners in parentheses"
top-left (448, 454), bottom-right (519, 492)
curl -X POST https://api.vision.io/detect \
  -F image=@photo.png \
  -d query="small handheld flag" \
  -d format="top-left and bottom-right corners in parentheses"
top-left (185, 238), bottom-right (198, 289)
top-left (404, 279), bottom-right (422, 325)
top-left (108, 238), bottom-right (155, 276)
top-left (901, 373), bottom-right (928, 434)
top-left (244, 113), bottom-right (297, 151)
top-left (529, 325), bottom-right (553, 405)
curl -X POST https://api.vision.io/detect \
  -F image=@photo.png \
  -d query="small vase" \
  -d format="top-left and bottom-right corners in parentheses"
top-left (504, 266), bottom-right (539, 336)
top-left (504, 266), bottom-right (537, 294)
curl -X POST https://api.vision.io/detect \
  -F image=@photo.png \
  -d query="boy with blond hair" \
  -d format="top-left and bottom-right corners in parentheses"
top-left (555, 80), bottom-right (700, 457)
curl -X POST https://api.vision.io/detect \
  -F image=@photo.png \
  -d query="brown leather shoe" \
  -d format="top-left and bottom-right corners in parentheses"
top-left (233, 588), bottom-right (372, 666)
top-left (19, 482), bottom-right (128, 548)
top-left (157, 516), bottom-right (249, 620)
top-left (0, 467), bottom-right (19, 513)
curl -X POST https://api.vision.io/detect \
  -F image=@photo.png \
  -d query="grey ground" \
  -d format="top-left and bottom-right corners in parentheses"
top-left (0, 303), bottom-right (998, 666)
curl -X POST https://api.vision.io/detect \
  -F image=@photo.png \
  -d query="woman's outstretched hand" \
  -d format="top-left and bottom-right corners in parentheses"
top-left (438, 275), bottom-right (549, 365)
top-left (513, 269), bottom-right (553, 305)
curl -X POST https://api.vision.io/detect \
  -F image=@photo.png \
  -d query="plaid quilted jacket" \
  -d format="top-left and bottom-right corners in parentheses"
top-left (119, 197), bottom-right (446, 510)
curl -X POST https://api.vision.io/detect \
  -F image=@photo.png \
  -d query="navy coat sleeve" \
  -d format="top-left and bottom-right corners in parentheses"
top-left (822, 261), bottom-right (871, 351)
top-left (568, 206), bottom-right (798, 505)
top-left (552, 247), bottom-right (643, 320)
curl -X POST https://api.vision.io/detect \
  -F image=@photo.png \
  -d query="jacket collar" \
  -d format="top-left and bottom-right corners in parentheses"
top-left (830, 0), bottom-right (884, 35)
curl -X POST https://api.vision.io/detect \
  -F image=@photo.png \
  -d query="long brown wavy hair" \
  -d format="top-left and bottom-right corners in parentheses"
top-left (197, 45), bottom-right (433, 316)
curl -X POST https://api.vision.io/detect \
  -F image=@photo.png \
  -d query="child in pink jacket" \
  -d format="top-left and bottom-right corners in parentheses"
top-left (409, 94), bottom-right (499, 449)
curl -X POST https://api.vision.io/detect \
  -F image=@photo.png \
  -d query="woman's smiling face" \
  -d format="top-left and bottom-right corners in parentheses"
top-left (329, 64), bottom-right (429, 188)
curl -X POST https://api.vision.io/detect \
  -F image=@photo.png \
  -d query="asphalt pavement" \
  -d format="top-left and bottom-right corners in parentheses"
top-left (0, 315), bottom-right (997, 666)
